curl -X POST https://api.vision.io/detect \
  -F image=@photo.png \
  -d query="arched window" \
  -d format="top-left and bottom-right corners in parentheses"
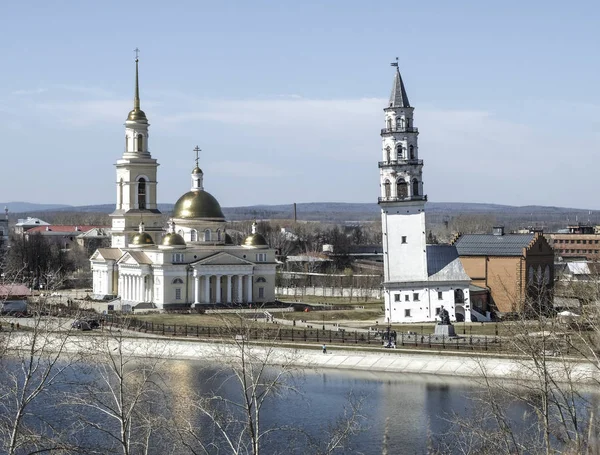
top-left (125, 135), bottom-right (128, 151)
top-left (537, 265), bottom-right (543, 284)
top-left (217, 229), bottom-right (221, 241)
top-left (386, 119), bottom-right (392, 130)
top-left (190, 230), bottom-right (197, 241)
top-left (528, 266), bottom-right (534, 285)
top-left (384, 180), bottom-right (391, 198)
top-left (412, 179), bottom-right (419, 196)
top-left (137, 178), bottom-right (146, 209)
top-left (256, 277), bottom-right (267, 283)
top-left (454, 289), bottom-right (464, 303)
top-left (118, 178), bottom-right (124, 210)
top-left (397, 117), bottom-right (404, 128)
top-left (385, 146), bottom-right (391, 162)
top-left (137, 134), bottom-right (143, 152)
top-left (204, 229), bottom-right (211, 241)
top-left (396, 144), bottom-right (403, 159)
top-left (409, 145), bottom-right (415, 159)
top-left (397, 179), bottom-right (408, 199)
top-left (544, 265), bottom-right (550, 285)
top-left (172, 278), bottom-right (184, 284)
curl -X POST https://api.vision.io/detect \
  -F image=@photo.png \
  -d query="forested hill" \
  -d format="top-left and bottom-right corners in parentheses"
top-left (4, 201), bottom-right (598, 230)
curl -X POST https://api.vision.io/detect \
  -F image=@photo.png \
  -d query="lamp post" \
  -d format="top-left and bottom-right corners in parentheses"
top-left (322, 313), bottom-right (325, 331)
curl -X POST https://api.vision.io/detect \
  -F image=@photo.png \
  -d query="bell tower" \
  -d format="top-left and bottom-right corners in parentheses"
top-left (110, 51), bottom-right (162, 248)
top-left (379, 61), bottom-right (428, 282)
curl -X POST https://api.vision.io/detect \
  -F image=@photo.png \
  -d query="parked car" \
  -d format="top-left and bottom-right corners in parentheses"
top-left (86, 319), bottom-right (100, 329)
top-left (71, 320), bottom-right (91, 331)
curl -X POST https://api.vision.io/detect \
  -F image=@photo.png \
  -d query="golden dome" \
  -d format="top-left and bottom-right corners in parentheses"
top-left (173, 190), bottom-right (225, 220)
top-left (131, 232), bottom-right (154, 246)
top-left (192, 166), bottom-right (202, 175)
top-left (243, 233), bottom-right (268, 248)
top-left (162, 232), bottom-right (186, 247)
top-left (127, 108), bottom-right (148, 123)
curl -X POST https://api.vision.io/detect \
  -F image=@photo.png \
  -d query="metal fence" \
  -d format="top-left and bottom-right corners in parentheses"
top-left (99, 314), bottom-right (503, 352)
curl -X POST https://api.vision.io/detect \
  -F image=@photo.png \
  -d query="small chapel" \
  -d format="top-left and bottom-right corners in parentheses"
top-left (90, 57), bottom-right (277, 310)
top-left (378, 62), bottom-right (487, 324)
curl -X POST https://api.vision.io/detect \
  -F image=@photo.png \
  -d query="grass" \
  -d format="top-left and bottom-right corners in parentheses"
top-left (134, 313), bottom-right (253, 327)
top-left (271, 309), bottom-right (383, 322)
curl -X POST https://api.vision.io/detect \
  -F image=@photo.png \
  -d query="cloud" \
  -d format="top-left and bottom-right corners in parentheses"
top-left (11, 88), bottom-right (47, 96)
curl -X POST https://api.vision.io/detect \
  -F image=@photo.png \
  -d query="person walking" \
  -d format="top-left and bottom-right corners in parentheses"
top-left (322, 344), bottom-right (327, 354)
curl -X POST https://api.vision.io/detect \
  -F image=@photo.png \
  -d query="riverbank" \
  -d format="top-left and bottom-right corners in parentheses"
top-left (3, 329), bottom-right (598, 384)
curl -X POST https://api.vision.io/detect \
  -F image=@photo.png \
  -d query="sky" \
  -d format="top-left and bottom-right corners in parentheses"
top-left (1, 1), bottom-right (599, 209)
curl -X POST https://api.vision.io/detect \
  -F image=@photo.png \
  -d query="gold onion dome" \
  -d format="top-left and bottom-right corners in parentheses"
top-left (192, 166), bottom-right (202, 175)
top-left (127, 108), bottom-right (148, 123)
top-left (161, 232), bottom-right (186, 247)
top-left (173, 190), bottom-right (225, 219)
top-left (131, 232), bottom-right (154, 246)
top-left (243, 233), bottom-right (268, 247)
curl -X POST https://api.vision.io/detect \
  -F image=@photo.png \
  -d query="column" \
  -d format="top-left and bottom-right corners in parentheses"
top-left (226, 275), bottom-right (232, 304)
top-left (194, 273), bottom-right (200, 304)
top-left (215, 275), bottom-right (222, 304)
top-left (204, 275), bottom-right (211, 303)
top-left (125, 275), bottom-right (129, 301)
top-left (140, 276), bottom-right (145, 302)
top-left (246, 275), bottom-right (253, 303)
top-left (237, 275), bottom-right (243, 303)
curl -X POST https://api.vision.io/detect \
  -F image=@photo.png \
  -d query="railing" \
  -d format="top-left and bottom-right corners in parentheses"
top-left (378, 159), bottom-right (423, 167)
top-left (381, 127), bottom-right (418, 134)
top-left (378, 195), bottom-right (427, 203)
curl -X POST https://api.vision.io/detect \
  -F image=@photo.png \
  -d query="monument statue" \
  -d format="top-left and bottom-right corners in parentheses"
top-left (434, 305), bottom-right (456, 337)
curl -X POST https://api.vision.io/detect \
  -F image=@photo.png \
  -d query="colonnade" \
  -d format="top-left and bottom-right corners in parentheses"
top-left (120, 274), bottom-right (151, 303)
top-left (193, 273), bottom-right (253, 304)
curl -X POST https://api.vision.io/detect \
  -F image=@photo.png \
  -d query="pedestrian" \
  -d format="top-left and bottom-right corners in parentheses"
top-left (322, 344), bottom-right (327, 354)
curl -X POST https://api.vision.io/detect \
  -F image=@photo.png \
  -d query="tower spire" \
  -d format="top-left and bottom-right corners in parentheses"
top-left (134, 48), bottom-right (141, 111)
top-left (127, 48), bottom-right (148, 123)
top-left (389, 58), bottom-right (410, 108)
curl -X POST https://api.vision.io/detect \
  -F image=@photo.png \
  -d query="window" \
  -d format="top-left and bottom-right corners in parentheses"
top-left (401, 236), bottom-right (407, 244)
top-left (256, 253), bottom-right (267, 262)
top-left (412, 179), bottom-right (419, 196)
top-left (384, 180), bottom-right (391, 198)
top-left (137, 178), bottom-right (146, 209)
top-left (125, 135), bottom-right (128, 151)
top-left (435, 307), bottom-right (441, 315)
top-left (438, 291), bottom-right (443, 300)
top-left (137, 134), bottom-right (143, 151)
top-left (409, 145), bottom-right (415, 159)
top-left (385, 146), bottom-right (391, 162)
top-left (413, 292), bottom-right (419, 301)
top-left (583, 240), bottom-right (587, 244)
top-left (404, 295), bottom-right (410, 302)
top-left (397, 179), bottom-right (408, 199)
top-left (394, 294), bottom-right (400, 302)
top-left (258, 287), bottom-right (264, 299)
top-left (190, 230), bottom-right (197, 241)
top-left (172, 278), bottom-right (184, 284)
top-left (396, 144), bottom-right (403, 159)
top-left (175, 288), bottom-right (181, 300)
top-left (172, 253), bottom-right (184, 263)
top-left (217, 229), bottom-right (221, 241)
top-left (256, 277), bottom-right (267, 283)
top-left (204, 229), bottom-right (210, 241)
top-left (118, 178), bottom-right (124, 210)
top-left (404, 309), bottom-right (411, 317)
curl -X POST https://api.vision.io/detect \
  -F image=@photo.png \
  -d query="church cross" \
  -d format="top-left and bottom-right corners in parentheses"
top-left (194, 145), bottom-right (201, 167)
top-left (134, 47), bottom-right (140, 61)
top-left (390, 57), bottom-right (399, 68)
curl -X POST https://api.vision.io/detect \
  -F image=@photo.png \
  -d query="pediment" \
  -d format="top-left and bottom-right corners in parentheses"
top-left (91, 248), bottom-right (123, 262)
top-left (192, 252), bottom-right (254, 266)
top-left (117, 250), bottom-right (152, 266)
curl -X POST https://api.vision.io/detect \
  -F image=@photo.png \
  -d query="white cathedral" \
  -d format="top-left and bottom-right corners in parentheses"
top-left (90, 58), bottom-right (277, 310)
top-left (379, 65), bottom-right (473, 324)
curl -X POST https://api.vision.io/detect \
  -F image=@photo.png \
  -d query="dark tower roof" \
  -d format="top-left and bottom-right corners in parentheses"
top-left (389, 68), bottom-right (411, 108)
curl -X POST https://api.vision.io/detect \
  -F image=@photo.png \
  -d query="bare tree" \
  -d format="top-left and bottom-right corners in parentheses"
top-left (174, 319), bottom-right (364, 455)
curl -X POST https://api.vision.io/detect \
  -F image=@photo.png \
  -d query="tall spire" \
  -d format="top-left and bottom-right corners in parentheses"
top-left (134, 53), bottom-right (140, 110)
top-left (389, 59), bottom-right (410, 108)
top-left (127, 48), bottom-right (148, 123)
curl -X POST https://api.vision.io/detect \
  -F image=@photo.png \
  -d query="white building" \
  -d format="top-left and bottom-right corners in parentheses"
top-left (90, 57), bottom-right (277, 310)
top-left (379, 64), bottom-right (474, 323)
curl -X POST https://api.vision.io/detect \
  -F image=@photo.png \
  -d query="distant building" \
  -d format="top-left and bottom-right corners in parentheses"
top-left (547, 224), bottom-right (600, 260)
top-left (14, 217), bottom-right (50, 234)
top-left (453, 227), bottom-right (554, 315)
top-left (0, 207), bottom-right (8, 250)
top-left (25, 225), bottom-right (108, 251)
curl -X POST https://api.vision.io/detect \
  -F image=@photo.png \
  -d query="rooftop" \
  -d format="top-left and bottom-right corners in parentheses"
top-left (454, 233), bottom-right (536, 256)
